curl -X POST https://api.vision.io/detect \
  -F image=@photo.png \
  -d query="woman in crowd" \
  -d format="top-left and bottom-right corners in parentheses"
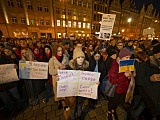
top-left (85, 44), bottom-right (94, 60)
top-left (88, 51), bottom-right (103, 109)
top-left (65, 48), bottom-right (90, 119)
top-left (0, 46), bottom-right (22, 114)
top-left (42, 45), bottom-right (53, 101)
top-left (107, 48), bottom-right (133, 120)
top-left (21, 48), bottom-right (43, 106)
top-left (49, 43), bottom-right (69, 109)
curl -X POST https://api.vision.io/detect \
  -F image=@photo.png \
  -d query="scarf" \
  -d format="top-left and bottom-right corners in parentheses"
top-left (56, 55), bottom-right (63, 63)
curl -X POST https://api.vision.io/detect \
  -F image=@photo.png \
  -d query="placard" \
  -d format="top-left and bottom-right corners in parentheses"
top-left (99, 14), bottom-right (116, 40)
top-left (57, 70), bottom-right (100, 99)
top-left (0, 64), bottom-right (19, 84)
top-left (19, 61), bottom-right (48, 79)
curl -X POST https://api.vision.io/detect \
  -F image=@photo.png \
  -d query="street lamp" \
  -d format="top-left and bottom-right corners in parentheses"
top-left (127, 18), bottom-right (132, 23)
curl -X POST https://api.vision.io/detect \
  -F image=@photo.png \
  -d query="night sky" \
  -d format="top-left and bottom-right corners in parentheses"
top-left (133, 0), bottom-right (160, 14)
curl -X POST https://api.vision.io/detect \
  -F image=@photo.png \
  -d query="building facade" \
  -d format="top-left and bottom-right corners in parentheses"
top-left (0, 0), bottom-right (92, 39)
top-left (0, 0), bottom-right (160, 39)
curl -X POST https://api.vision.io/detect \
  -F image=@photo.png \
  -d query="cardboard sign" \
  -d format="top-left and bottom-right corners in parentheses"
top-left (57, 70), bottom-right (100, 99)
top-left (19, 61), bottom-right (48, 79)
top-left (0, 64), bottom-right (19, 84)
top-left (99, 14), bottom-right (116, 40)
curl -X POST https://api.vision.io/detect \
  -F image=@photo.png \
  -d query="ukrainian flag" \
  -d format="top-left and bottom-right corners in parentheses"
top-left (119, 59), bottom-right (135, 73)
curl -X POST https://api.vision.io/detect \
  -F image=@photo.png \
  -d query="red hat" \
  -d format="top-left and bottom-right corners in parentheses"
top-left (119, 48), bottom-right (132, 58)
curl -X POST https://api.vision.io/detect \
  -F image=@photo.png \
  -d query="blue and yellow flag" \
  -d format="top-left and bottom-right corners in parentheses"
top-left (119, 59), bottom-right (135, 73)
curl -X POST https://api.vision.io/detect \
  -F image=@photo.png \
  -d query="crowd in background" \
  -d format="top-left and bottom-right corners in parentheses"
top-left (0, 37), bottom-right (160, 120)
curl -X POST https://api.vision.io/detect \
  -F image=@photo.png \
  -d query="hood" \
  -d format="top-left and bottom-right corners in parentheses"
top-left (69, 59), bottom-right (89, 70)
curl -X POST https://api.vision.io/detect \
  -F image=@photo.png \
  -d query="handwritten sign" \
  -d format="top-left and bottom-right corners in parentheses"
top-left (57, 70), bottom-right (100, 99)
top-left (99, 14), bottom-right (116, 40)
top-left (19, 61), bottom-right (48, 79)
top-left (0, 64), bottom-right (19, 84)
top-left (119, 59), bottom-right (135, 73)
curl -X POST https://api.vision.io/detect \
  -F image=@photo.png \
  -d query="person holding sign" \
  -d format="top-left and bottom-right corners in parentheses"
top-left (64, 48), bottom-right (89, 120)
top-left (0, 46), bottom-right (22, 113)
top-left (49, 43), bottom-right (69, 109)
top-left (20, 48), bottom-right (42, 106)
top-left (107, 48), bottom-right (133, 120)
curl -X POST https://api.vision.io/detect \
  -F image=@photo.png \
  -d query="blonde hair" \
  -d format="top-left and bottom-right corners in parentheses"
top-left (21, 48), bottom-right (34, 61)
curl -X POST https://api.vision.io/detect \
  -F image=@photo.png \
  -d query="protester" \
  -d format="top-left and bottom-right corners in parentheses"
top-left (49, 43), bottom-right (69, 109)
top-left (107, 48), bottom-right (133, 120)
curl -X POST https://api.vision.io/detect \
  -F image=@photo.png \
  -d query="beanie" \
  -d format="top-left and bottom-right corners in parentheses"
top-left (153, 44), bottom-right (160, 54)
top-left (119, 48), bottom-right (132, 59)
top-left (73, 48), bottom-right (85, 60)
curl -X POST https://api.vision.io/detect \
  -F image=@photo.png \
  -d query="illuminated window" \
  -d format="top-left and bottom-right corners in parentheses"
top-left (8, 0), bottom-right (14, 7)
top-left (20, 17), bottom-right (26, 24)
top-left (27, 1), bottom-right (33, 10)
top-left (63, 20), bottom-right (66, 27)
top-left (73, 21), bottom-right (76, 28)
top-left (72, 16), bottom-right (76, 20)
top-left (39, 20), bottom-right (44, 25)
top-left (68, 21), bottom-right (71, 27)
top-left (57, 20), bottom-right (60, 26)
top-left (78, 22), bottom-right (81, 28)
top-left (87, 23), bottom-right (90, 28)
top-left (17, 0), bottom-right (23, 8)
top-left (83, 23), bottom-right (86, 28)
top-left (30, 19), bottom-right (35, 25)
top-left (37, 3), bottom-right (42, 11)
top-left (44, 4), bottom-right (49, 12)
top-left (11, 17), bottom-right (17, 23)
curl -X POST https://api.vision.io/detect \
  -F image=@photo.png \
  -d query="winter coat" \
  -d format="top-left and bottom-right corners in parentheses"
top-left (0, 55), bottom-right (19, 91)
top-left (108, 60), bottom-right (130, 94)
top-left (49, 55), bottom-right (69, 101)
top-left (89, 56), bottom-right (105, 81)
top-left (134, 60), bottom-right (153, 86)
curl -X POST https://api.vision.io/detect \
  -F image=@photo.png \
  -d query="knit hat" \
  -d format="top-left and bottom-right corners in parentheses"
top-left (119, 48), bottom-right (132, 59)
top-left (4, 46), bottom-right (13, 52)
top-left (108, 50), bottom-right (116, 57)
top-left (73, 48), bottom-right (85, 60)
top-left (153, 44), bottom-right (160, 54)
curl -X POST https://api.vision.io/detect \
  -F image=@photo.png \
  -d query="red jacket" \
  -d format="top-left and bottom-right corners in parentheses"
top-left (108, 60), bottom-right (130, 94)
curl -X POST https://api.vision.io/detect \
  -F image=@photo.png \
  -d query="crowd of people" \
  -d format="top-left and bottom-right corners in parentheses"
top-left (0, 37), bottom-right (160, 120)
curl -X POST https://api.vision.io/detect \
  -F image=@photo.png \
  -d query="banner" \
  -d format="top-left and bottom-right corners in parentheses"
top-left (99, 14), bottom-right (116, 40)
top-left (119, 59), bottom-right (135, 73)
top-left (0, 64), bottom-right (19, 84)
top-left (19, 61), bottom-right (48, 79)
top-left (57, 70), bottom-right (100, 99)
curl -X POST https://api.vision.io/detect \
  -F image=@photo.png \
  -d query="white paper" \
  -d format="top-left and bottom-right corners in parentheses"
top-left (99, 14), bottom-right (116, 40)
top-left (57, 70), bottom-right (100, 99)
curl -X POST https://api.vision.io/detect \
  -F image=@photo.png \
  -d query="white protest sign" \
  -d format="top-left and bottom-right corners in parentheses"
top-left (57, 70), bottom-right (100, 99)
top-left (99, 14), bottom-right (116, 40)
top-left (19, 61), bottom-right (48, 79)
top-left (0, 64), bottom-right (19, 84)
